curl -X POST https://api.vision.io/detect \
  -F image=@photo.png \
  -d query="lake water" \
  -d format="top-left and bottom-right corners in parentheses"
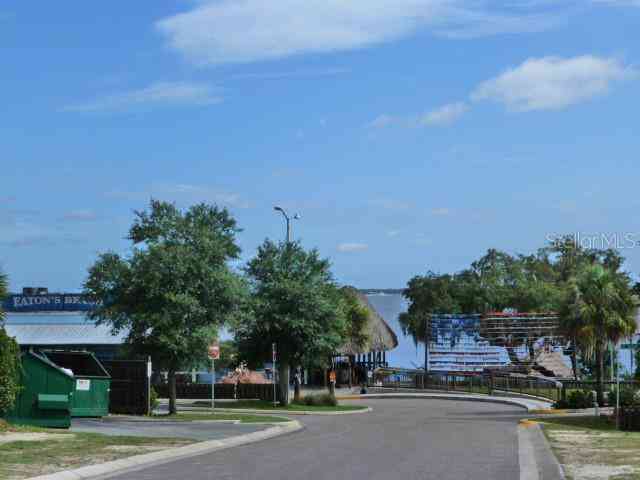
top-left (366, 293), bottom-right (424, 369)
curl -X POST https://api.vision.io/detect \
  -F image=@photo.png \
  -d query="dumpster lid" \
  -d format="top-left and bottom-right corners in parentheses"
top-left (27, 351), bottom-right (75, 379)
top-left (42, 350), bottom-right (110, 379)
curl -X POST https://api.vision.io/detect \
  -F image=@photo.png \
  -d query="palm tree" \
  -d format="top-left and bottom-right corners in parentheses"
top-left (558, 279), bottom-right (587, 380)
top-left (571, 264), bottom-right (636, 405)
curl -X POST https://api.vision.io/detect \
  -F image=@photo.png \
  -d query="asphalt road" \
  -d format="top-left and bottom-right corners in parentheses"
top-left (106, 399), bottom-right (528, 480)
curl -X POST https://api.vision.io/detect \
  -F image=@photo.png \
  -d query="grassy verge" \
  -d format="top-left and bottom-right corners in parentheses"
top-left (0, 420), bottom-right (43, 434)
top-left (192, 400), bottom-right (367, 412)
top-left (154, 412), bottom-right (289, 423)
top-left (0, 428), bottom-right (191, 480)
top-left (540, 416), bottom-right (640, 480)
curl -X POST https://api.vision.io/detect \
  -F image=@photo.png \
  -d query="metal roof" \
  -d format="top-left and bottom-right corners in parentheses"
top-left (4, 314), bottom-right (127, 346)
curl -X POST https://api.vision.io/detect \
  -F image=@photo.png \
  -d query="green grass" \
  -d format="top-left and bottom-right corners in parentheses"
top-left (0, 420), bottom-right (46, 434)
top-left (540, 415), bottom-right (616, 432)
top-left (0, 430), bottom-right (191, 480)
top-left (192, 400), bottom-right (367, 412)
top-left (540, 416), bottom-right (640, 480)
top-left (155, 412), bottom-right (289, 423)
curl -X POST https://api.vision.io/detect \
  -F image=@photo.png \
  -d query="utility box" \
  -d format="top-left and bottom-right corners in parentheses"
top-left (3, 351), bottom-right (74, 428)
top-left (42, 351), bottom-right (111, 418)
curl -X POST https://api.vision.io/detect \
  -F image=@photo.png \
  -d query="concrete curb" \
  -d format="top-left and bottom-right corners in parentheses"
top-left (492, 389), bottom-right (560, 405)
top-left (27, 420), bottom-right (303, 480)
top-left (518, 420), bottom-right (566, 480)
top-left (352, 393), bottom-right (552, 412)
top-left (178, 406), bottom-right (373, 416)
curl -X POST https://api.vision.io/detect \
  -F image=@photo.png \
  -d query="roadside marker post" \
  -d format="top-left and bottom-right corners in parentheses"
top-left (208, 343), bottom-right (220, 411)
top-left (147, 356), bottom-right (152, 416)
top-left (272, 343), bottom-right (277, 407)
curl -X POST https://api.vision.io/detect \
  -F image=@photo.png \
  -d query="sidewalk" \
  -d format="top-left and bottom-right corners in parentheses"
top-left (350, 391), bottom-right (554, 411)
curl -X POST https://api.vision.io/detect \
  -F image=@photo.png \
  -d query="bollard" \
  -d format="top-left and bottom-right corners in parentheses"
top-left (592, 390), bottom-right (599, 417)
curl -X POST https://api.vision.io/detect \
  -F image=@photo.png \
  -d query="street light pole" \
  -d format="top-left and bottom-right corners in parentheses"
top-left (273, 206), bottom-right (299, 405)
top-left (274, 206), bottom-right (299, 244)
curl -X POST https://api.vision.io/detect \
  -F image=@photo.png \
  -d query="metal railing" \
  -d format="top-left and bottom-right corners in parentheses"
top-left (368, 368), bottom-right (562, 402)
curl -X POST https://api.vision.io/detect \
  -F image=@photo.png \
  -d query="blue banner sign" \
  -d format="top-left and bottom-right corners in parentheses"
top-left (2, 294), bottom-right (102, 312)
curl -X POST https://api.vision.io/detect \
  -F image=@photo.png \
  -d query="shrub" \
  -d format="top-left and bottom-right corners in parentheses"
top-left (149, 386), bottom-right (160, 414)
top-left (296, 392), bottom-right (338, 407)
top-left (564, 389), bottom-right (596, 409)
top-left (608, 387), bottom-right (639, 407)
top-left (0, 326), bottom-right (21, 415)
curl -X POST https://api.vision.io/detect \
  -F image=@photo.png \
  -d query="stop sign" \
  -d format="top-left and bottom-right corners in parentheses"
top-left (208, 343), bottom-right (220, 360)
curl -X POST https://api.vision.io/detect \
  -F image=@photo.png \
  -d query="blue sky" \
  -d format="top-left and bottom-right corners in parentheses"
top-left (2, 1), bottom-right (640, 292)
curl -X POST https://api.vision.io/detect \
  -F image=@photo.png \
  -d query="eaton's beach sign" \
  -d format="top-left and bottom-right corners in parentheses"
top-left (3, 294), bottom-right (102, 313)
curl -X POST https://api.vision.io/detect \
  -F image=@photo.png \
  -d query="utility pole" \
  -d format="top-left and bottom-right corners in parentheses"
top-left (273, 206), bottom-right (300, 243)
top-left (424, 314), bottom-right (430, 373)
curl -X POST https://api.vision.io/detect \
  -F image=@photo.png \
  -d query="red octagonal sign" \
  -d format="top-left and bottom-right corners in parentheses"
top-left (208, 343), bottom-right (220, 360)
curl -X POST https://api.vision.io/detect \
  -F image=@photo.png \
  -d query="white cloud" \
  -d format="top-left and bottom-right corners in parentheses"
top-left (430, 207), bottom-right (451, 216)
top-left (387, 230), bottom-right (401, 238)
top-left (107, 183), bottom-right (250, 209)
top-left (61, 210), bottom-right (98, 222)
top-left (371, 199), bottom-right (413, 211)
top-left (231, 67), bottom-right (350, 80)
top-left (422, 102), bottom-right (468, 126)
top-left (471, 56), bottom-right (634, 111)
top-left (337, 242), bottom-right (369, 253)
top-left (62, 82), bottom-right (221, 113)
top-left (592, 0), bottom-right (640, 6)
top-left (369, 102), bottom-right (467, 129)
top-left (367, 114), bottom-right (399, 129)
top-left (156, 0), bottom-right (567, 65)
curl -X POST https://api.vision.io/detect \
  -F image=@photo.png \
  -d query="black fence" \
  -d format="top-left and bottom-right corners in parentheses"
top-left (155, 383), bottom-right (281, 402)
top-left (619, 406), bottom-right (640, 431)
top-left (103, 360), bottom-right (149, 415)
top-left (369, 368), bottom-right (562, 402)
top-left (561, 380), bottom-right (640, 392)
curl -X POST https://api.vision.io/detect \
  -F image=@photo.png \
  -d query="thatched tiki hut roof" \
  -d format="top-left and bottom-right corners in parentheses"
top-left (338, 289), bottom-right (399, 355)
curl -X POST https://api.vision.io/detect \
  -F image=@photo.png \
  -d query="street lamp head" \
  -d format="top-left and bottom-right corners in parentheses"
top-left (274, 206), bottom-right (284, 212)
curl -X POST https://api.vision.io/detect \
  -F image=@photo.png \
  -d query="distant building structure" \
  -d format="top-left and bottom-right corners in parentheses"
top-left (3, 288), bottom-right (124, 361)
top-left (426, 312), bottom-right (570, 377)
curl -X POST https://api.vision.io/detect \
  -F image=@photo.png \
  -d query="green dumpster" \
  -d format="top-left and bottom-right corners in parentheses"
top-left (3, 351), bottom-right (74, 428)
top-left (42, 351), bottom-right (111, 418)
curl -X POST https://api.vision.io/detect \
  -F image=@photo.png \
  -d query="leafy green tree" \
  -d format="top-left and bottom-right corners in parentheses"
top-left (340, 287), bottom-right (370, 354)
top-left (400, 250), bottom-right (562, 350)
top-left (85, 200), bottom-right (247, 414)
top-left (563, 264), bottom-right (636, 404)
top-left (0, 269), bottom-right (21, 416)
top-left (216, 340), bottom-right (240, 372)
top-left (337, 287), bottom-right (371, 391)
top-left (399, 272), bottom-right (465, 347)
top-left (234, 240), bottom-right (346, 405)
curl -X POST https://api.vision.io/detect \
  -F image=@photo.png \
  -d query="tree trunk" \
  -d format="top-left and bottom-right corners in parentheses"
top-left (293, 382), bottom-right (301, 403)
top-left (279, 361), bottom-right (290, 406)
top-left (293, 367), bottom-right (301, 403)
top-left (596, 342), bottom-right (605, 406)
top-left (571, 337), bottom-right (578, 381)
top-left (168, 369), bottom-right (177, 415)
